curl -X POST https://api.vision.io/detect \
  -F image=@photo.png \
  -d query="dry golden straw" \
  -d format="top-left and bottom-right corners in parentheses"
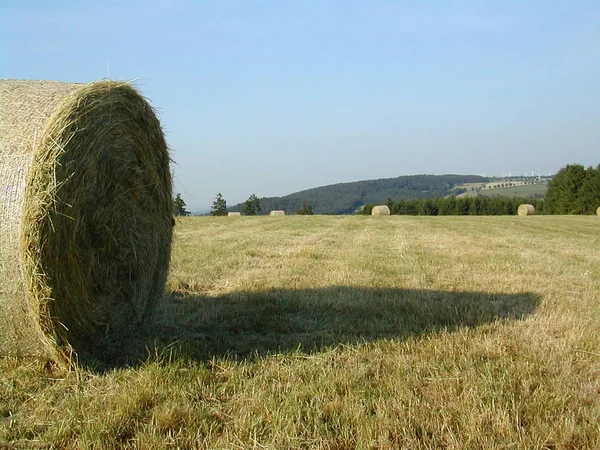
top-left (517, 204), bottom-right (535, 216)
top-left (371, 205), bottom-right (390, 215)
top-left (228, 212), bottom-right (241, 217)
top-left (270, 210), bottom-right (285, 216)
top-left (0, 79), bottom-right (172, 362)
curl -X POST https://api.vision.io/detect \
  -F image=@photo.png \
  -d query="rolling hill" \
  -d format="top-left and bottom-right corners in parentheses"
top-left (230, 174), bottom-right (490, 215)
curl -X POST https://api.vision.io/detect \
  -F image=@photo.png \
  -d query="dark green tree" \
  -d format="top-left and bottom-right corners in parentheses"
top-left (210, 192), bottom-right (228, 216)
top-left (243, 194), bottom-right (262, 216)
top-left (545, 164), bottom-right (588, 214)
top-left (173, 193), bottom-right (190, 216)
top-left (577, 165), bottom-right (600, 214)
top-left (296, 202), bottom-right (314, 215)
top-left (454, 198), bottom-right (469, 215)
top-left (360, 204), bottom-right (374, 215)
top-left (418, 199), bottom-right (438, 215)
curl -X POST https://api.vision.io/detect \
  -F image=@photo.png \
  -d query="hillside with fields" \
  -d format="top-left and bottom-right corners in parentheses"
top-left (228, 174), bottom-right (553, 215)
top-left (2, 215), bottom-right (599, 448)
top-left (230, 174), bottom-right (491, 214)
top-left (454, 181), bottom-right (548, 199)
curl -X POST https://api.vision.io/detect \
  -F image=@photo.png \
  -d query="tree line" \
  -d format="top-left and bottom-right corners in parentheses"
top-left (172, 192), bottom-right (315, 216)
top-left (229, 174), bottom-right (490, 215)
top-left (173, 163), bottom-right (598, 217)
top-left (218, 193), bottom-right (314, 215)
top-left (360, 163), bottom-right (598, 216)
top-left (211, 193), bottom-right (262, 216)
top-left (361, 196), bottom-right (546, 216)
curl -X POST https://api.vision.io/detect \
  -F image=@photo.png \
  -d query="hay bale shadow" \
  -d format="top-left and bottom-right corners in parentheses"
top-left (84, 286), bottom-right (541, 370)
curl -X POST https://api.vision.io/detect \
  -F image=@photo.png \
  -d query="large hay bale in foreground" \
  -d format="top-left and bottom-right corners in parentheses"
top-left (371, 205), bottom-right (390, 216)
top-left (517, 204), bottom-right (535, 216)
top-left (270, 210), bottom-right (285, 216)
top-left (228, 212), bottom-right (241, 216)
top-left (0, 79), bottom-right (173, 361)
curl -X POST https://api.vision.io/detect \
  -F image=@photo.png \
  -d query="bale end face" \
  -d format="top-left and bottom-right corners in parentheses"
top-left (371, 205), bottom-right (390, 216)
top-left (517, 204), bottom-right (535, 216)
top-left (0, 80), bottom-right (173, 361)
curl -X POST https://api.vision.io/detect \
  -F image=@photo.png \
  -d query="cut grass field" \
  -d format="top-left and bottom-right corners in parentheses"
top-left (455, 182), bottom-right (547, 199)
top-left (479, 183), bottom-right (547, 198)
top-left (2, 215), bottom-right (599, 449)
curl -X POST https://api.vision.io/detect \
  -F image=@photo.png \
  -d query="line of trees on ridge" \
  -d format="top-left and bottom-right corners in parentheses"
top-left (174, 163), bottom-right (598, 217)
top-left (361, 163), bottom-right (598, 216)
top-left (361, 196), bottom-right (546, 216)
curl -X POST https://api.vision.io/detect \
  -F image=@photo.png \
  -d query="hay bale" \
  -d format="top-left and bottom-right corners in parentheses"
top-left (517, 204), bottom-right (535, 216)
top-left (597, 207), bottom-right (600, 216)
top-left (371, 205), bottom-right (390, 215)
top-left (0, 79), bottom-right (173, 362)
top-left (228, 212), bottom-right (241, 216)
top-left (270, 210), bottom-right (285, 216)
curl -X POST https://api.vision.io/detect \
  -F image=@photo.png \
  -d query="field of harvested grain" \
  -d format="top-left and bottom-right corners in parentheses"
top-left (1, 215), bottom-right (599, 449)
top-left (478, 183), bottom-right (548, 198)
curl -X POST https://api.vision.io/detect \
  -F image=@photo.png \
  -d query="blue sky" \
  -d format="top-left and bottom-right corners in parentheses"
top-left (2, 1), bottom-right (599, 211)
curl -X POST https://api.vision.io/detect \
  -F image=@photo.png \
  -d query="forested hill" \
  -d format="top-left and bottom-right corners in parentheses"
top-left (231, 174), bottom-right (490, 215)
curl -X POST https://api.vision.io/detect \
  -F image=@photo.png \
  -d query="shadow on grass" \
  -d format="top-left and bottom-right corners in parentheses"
top-left (87, 286), bottom-right (541, 369)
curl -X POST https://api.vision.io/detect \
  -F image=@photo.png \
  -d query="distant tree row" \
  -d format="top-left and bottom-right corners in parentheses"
top-left (212, 192), bottom-right (315, 215)
top-left (172, 192), bottom-right (265, 217)
top-left (177, 164), bottom-right (598, 217)
top-left (544, 164), bottom-right (600, 214)
top-left (228, 174), bottom-right (490, 215)
top-left (361, 196), bottom-right (546, 216)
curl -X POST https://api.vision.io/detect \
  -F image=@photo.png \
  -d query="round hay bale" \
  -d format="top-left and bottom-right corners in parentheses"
top-left (270, 210), bottom-right (285, 216)
top-left (228, 212), bottom-right (241, 216)
top-left (517, 204), bottom-right (535, 216)
top-left (371, 205), bottom-right (390, 216)
top-left (0, 79), bottom-right (173, 362)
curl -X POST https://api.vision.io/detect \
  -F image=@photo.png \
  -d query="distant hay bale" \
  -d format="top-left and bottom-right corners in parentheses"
top-left (371, 205), bottom-right (390, 216)
top-left (228, 212), bottom-right (241, 216)
top-left (597, 207), bottom-right (600, 216)
top-left (518, 204), bottom-right (535, 216)
top-left (0, 79), bottom-right (173, 362)
top-left (270, 210), bottom-right (285, 216)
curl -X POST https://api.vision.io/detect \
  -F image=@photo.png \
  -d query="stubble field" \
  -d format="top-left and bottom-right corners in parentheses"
top-left (1, 215), bottom-right (599, 449)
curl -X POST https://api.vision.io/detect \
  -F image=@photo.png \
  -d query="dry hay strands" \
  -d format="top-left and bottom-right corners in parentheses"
top-left (371, 205), bottom-right (390, 215)
top-left (228, 212), bottom-right (241, 216)
top-left (517, 204), bottom-right (535, 216)
top-left (0, 79), bottom-right (173, 364)
top-left (269, 210), bottom-right (285, 216)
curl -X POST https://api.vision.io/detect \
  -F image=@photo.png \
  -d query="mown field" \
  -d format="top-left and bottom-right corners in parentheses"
top-left (2, 215), bottom-right (599, 449)
top-left (456, 182), bottom-right (547, 199)
top-left (478, 183), bottom-right (548, 198)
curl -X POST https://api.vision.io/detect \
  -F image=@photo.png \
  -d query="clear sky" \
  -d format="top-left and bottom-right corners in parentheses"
top-left (2, 1), bottom-right (599, 211)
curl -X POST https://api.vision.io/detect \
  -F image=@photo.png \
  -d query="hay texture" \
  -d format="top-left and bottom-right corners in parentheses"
top-left (517, 204), bottom-right (535, 216)
top-left (371, 205), bottom-right (390, 216)
top-left (0, 79), bottom-right (172, 361)
top-left (228, 212), bottom-right (241, 216)
top-left (270, 210), bottom-right (285, 216)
